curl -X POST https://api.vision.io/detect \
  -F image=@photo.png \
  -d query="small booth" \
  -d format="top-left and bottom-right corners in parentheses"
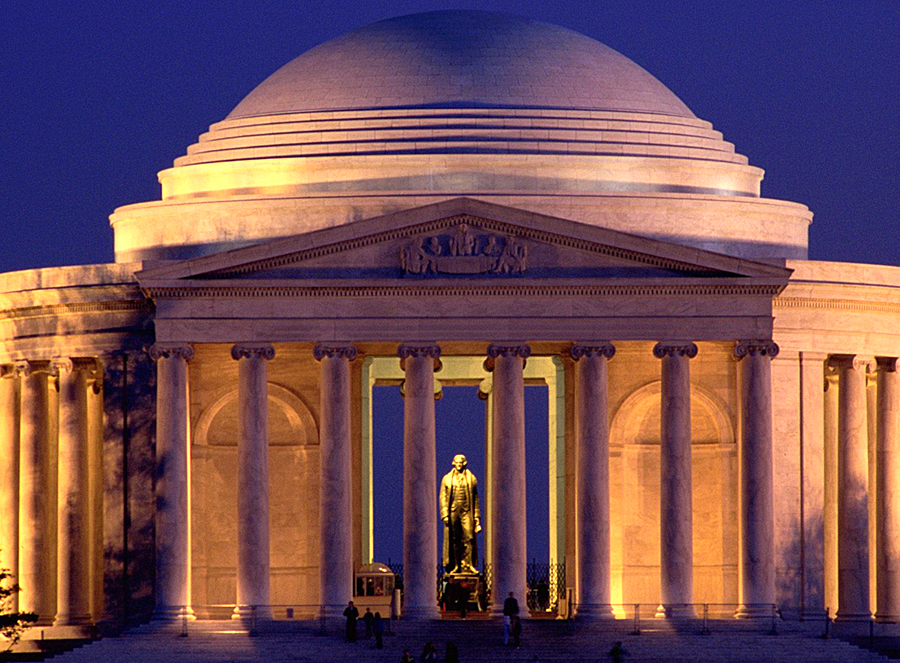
top-left (354, 562), bottom-right (396, 613)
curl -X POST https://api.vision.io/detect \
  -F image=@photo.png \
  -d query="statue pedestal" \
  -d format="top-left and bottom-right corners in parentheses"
top-left (440, 572), bottom-right (486, 616)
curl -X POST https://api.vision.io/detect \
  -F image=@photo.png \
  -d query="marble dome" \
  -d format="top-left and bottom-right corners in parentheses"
top-left (226, 11), bottom-right (696, 118)
top-left (110, 11), bottom-right (811, 263)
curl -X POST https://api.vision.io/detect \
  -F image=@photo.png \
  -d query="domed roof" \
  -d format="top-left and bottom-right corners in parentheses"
top-left (227, 10), bottom-right (694, 119)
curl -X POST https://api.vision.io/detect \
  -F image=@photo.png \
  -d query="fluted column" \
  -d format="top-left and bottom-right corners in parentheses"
top-left (399, 344), bottom-right (441, 619)
top-left (315, 343), bottom-right (357, 618)
top-left (17, 360), bottom-right (54, 624)
top-left (149, 343), bottom-right (194, 621)
top-left (54, 358), bottom-right (95, 625)
top-left (653, 342), bottom-right (697, 618)
top-left (830, 354), bottom-right (873, 622)
top-left (485, 343), bottom-right (530, 613)
top-left (231, 344), bottom-right (275, 620)
top-left (572, 343), bottom-right (615, 618)
top-left (876, 357), bottom-right (900, 622)
top-left (0, 366), bottom-right (19, 612)
top-left (734, 342), bottom-right (779, 617)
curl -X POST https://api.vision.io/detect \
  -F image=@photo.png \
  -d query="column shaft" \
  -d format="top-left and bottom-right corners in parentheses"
top-left (833, 355), bottom-right (872, 621)
top-left (654, 343), bottom-right (697, 618)
top-left (150, 344), bottom-right (193, 621)
top-left (876, 358), bottom-right (900, 621)
top-left (0, 370), bottom-right (19, 612)
top-left (55, 359), bottom-right (93, 625)
top-left (18, 364), bottom-right (54, 623)
top-left (315, 344), bottom-right (356, 617)
top-left (233, 345), bottom-right (275, 619)
top-left (735, 343), bottom-right (778, 617)
top-left (487, 344), bottom-right (529, 613)
top-left (400, 345), bottom-right (440, 618)
top-left (573, 344), bottom-right (615, 617)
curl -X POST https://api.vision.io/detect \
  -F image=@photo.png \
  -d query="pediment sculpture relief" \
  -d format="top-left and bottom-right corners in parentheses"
top-left (400, 223), bottom-right (527, 275)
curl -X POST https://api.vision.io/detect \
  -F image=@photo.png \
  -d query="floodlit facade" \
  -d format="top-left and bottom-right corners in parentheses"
top-left (1, 11), bottom-right (898, 628)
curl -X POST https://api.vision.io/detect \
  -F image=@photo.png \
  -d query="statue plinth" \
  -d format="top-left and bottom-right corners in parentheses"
top-left (441, 571), bottom-right (486, 615)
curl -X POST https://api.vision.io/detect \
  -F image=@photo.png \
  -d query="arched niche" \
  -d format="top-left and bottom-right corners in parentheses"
top-left (190, 382), bottom-right (320, 612)
top-left (607, 379), bottom-right (738, 607)
top-left (194, 382), bottom-right (318, 446)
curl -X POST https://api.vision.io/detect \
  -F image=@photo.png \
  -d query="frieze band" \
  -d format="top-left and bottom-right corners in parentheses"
top-left (313, 343), bottom-right (358, 362)
top-left (231, 344), bottom-right (276, 361)
top-left (571, 343), bottom-right (616, 360)
top-left (733, 341), bottom-right (780, 360)
top-left (653, 342), bottom-right (698, 359)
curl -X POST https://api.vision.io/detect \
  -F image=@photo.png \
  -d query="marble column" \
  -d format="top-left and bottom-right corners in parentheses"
top-left (232, 344), bottom-right (275, 620)
top-left (824, 371), bottom-right (839, 614)
top-left (54, 358), bottom-right (94, 625)
top-left (572, 343), bottom-right (615, 618)
top-left (149, 344), bottom-right (194, 621)
top-left (17, 360), bottom-right (54, 624)
top-left (734, 342), bottom-right (779, 617)
top-left (315, 343), bottom-right (357, 618)
top-left (876, 357), bottom-right (900, 622)
top-left (0, 366), bottom-right (19, 612)
top-left (830, 354), bottom-right (873, 622)
top-left (485, 343), bottom-right (530, 613)
top-left (653, 342), bottom-right (697, 618)
top-left (399, 344), bottom-right (441, 619)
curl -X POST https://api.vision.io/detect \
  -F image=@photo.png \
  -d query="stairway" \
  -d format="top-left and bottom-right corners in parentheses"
top-left (47, 618), bottom-right (890, 662)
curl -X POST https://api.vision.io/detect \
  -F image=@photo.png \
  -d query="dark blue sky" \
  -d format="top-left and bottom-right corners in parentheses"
top-left (2, 1), bottom-right (899, 274)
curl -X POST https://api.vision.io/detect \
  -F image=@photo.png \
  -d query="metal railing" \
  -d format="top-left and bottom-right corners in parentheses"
top-left (563, 603), bottom-right (780, 636)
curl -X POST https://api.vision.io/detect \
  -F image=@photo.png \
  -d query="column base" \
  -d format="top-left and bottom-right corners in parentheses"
top-left (232, 605), bottom-right (274, 622)
top-left (576, 604), bottom-right (615, 619)
top-left (735, 604), bottom-right (775, 619)
top-left (152, 606), bottom-right (196, 622)
top-left (834, 611), bottom-right (873, 623)
top-left (655, 604), bottom-right (696, 619)
top-left (53, 613), bottom-right (94, 627)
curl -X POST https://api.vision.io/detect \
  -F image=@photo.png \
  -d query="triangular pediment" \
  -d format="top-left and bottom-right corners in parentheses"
top-left (137, 198), bottom-right (791, 289)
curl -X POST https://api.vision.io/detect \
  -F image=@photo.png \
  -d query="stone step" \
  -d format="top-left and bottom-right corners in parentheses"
top-left (46, 619), bottom-right (891, 663)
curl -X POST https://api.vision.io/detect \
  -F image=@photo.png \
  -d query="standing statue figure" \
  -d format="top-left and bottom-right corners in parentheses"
top-left (440, 454), bottom-right (481, 574)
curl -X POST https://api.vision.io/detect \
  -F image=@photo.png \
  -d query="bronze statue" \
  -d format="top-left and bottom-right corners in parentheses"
top-left (440, 454), bottom-right (481, 574)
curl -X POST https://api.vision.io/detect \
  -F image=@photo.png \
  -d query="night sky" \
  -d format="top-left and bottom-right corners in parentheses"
top-left (4, 2), bottom-right (899, 564)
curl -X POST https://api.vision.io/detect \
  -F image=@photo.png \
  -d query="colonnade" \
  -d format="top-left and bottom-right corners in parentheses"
top-left (147, 338), bottom-right (783, 621)
top-left (8, 341), bottom-right (894, 623)
top-left (825, 355), bottom-right (900, 622)
top-left (0, 358), bottom-right (99, 626)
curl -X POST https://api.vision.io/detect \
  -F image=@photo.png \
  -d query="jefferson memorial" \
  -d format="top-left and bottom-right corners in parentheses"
top-left (1, 11), bottom-right (898, 628)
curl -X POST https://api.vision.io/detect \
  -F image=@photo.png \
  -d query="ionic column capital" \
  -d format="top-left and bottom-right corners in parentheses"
top-left (827, 354), bottom-right (875, 373)
top-left (230, 343), bottom-right (275, 361)
top-left (313, 343), bottom-right (357, 362)
top-left (571, 342), bottom-right (616, 360)
top-left (653, 342), bottom-right (698, 359)
top-left (49, 357), bottom-right (100, 375)
top-left (397, 344), bottom-right (442, 372)
top-left (734, 341), bottom-right (780, 360)
top-left (876, 357), bottom-right (900, 373)
top-left (13, 359), bottom-right (53, 377)
top-left (148, 343), bottom-right (194, 362)
top-left (0, 364), bottom-right (16, 379)
top-left (484, 343), bottom-right (531, 372)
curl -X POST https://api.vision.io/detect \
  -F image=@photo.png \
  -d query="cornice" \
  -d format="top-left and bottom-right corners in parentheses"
top-left (774, 297), bottom-right (900, 315)
top-left (0, 299), bottom-right (153, 322)
top-left (147, 283), bottom-right (784, 300)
